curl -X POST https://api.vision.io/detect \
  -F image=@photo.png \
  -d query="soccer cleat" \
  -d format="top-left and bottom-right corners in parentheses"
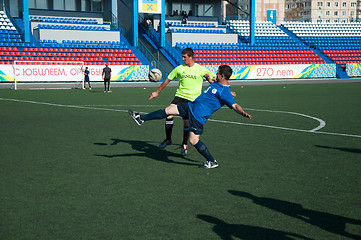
top-left (158, 139), bottom-right (172, 148)
top-left (180, 144), bottom-right (188, 156)
top-left (128, 110), bottom-right (144, 126)
top-left (199, 160), bottom-right (219, 169)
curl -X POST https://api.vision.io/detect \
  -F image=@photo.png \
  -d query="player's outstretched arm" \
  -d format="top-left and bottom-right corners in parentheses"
top-left (149, 78), bottom-right (171, 100)
top-left (204, 73), bottom-right (216, 83)
top-left (232, 103), bottom-right (252, 119)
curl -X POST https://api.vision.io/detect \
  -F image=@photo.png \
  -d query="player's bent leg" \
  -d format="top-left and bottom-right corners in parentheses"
top-left (128, 109), bottom-right (168, 126)
top-left (165, 104), bottom-right (180, 116)
top-left (190, 133), bottom-right (218, 168)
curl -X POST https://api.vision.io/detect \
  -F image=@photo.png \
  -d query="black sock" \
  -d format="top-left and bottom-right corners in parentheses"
top-left (165, 117), bottom-right (174, 141)
top-left (182, 127), bottom-right (189, 145)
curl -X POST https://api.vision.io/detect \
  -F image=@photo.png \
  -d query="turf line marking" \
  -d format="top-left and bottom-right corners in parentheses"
top-left (207, 118), bottom-right (361, 138)
top-left (80, 104), bottom-right (162, 107)
top-left (0, 97), bottom-right (129, 113)
top-left (243, 108), bottom-right (326, 132)
top-left (1, 97), bottom-right (360, 138)
top-left (80, 104), bottom-right (326, 132)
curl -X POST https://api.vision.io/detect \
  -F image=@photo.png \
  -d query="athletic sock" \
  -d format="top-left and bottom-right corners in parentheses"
top-left (194, 140), bottom-right (215, 162)
top-left (140, 109), bottom-right (167, 121)
top-left (182, 126), bottom-right (190, 145)
top-left (165, 117), bottom-right (174, 141)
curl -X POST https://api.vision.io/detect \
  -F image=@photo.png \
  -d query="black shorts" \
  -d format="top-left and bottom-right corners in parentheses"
top-left (171, 96), bottom-right (191, 120)
top-left (177, 103), bottom-right (204, 135)
top-left (104, 78), bottom-right (110, 82)
top-left (171, 96), bottom-right (191, 105)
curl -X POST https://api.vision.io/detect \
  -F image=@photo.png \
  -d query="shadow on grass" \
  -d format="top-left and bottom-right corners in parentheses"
top-left (229, 190), bottom-right (361, 240)
top-left (94, 138), bottom-right (199, 167)
top-left (197, 214), bottom-right (313, 240)
top-left (315, 145), bottom-right (361, 154)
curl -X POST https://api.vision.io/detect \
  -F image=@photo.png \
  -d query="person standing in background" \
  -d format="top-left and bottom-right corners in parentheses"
top-left (102, 64), bottom-right (112, 93)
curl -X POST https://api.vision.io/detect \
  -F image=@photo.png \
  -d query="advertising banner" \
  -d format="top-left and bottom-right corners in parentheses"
top-left (138, 0), bottom-right (162, 14)
top-left (346, 63), bottom-right (361, 77)
top-left (0, 63), bottom-right (336, 83)
top-left (205, 64), bottom-right (336, 79)
top-left (0, 64), bottom-right (149, 82)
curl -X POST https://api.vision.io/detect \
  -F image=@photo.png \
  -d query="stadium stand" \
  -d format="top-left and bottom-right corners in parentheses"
top-left (0, 10), bottom-right (22, 46)
top-left (0, 11), bottom-right (141, 66)
top-left (282, 22), bottom-right (361, 68)
top-left (173, 20), bottom-right (326, 66)
top-left (164, 18), bottom-right (238, 47)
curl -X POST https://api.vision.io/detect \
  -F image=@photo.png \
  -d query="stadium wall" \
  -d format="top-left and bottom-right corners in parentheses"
top-left (166, 33), bottom-right (238, 46)
top-left (33, 28), bottom-right (121, 43)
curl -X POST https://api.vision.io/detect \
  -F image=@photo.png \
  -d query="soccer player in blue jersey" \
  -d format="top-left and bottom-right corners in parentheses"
top-left (149, 48), bottom-right (215, 157)
top-left (128, 65), bottom-right (252, 168)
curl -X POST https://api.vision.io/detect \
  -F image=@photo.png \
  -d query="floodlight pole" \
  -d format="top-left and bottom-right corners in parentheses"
top-left (159, 0), bottom-right (165, 48)
top-left (22, 0), bottom-right (30, 42)
top-left (250, 0), bottom-right (255, 45)
top-left (133, 0), bottom-right (138, 47)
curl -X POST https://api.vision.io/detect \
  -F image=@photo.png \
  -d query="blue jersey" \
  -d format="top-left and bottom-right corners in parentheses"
top-left (188, 82), bottom-right (236, 125)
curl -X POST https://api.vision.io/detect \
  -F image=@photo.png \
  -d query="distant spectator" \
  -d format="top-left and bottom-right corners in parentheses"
top-left (144, 18), bottom-right (152, 30)
top-left (188, 10), bottom-right (193, 16)
top-left (181, 14), bottom-right (188, 24)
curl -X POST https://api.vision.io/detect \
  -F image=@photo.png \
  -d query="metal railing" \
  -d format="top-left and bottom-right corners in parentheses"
top-left (110, 11), bottom-right (126, 35)
top-left (138, 14), bottom-right (183, 66)
top-left (138, 39), bottom-right (168, 79)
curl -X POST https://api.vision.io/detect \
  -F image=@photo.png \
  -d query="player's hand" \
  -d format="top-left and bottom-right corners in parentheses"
top-left (149, 91), bottom-right (158, 100)
top-left (242, 112), bottom-right (252, 119)
top-left (231, 91), bottom-right (236, 97)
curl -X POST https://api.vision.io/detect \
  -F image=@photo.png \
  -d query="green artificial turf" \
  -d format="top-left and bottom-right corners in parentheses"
top-left (0, 83), bottom-right (360, 240)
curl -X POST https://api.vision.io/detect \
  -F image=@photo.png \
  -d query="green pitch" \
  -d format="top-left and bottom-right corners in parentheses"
top-left (0, 83), bottom-right (360, 240)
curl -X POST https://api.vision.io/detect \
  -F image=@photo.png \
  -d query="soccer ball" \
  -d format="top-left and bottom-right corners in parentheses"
top-left (148, 68), bottom-right (162, 82)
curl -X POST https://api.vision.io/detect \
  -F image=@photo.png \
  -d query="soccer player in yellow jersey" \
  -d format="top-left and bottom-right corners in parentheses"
top-left (148, 48), bottom-right (215, 156)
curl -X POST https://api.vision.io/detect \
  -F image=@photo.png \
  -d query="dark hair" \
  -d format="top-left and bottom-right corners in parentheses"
top-left (218, 65), bottom-right (233, 80)
top-left (181, 48), bottom-right (194, 58)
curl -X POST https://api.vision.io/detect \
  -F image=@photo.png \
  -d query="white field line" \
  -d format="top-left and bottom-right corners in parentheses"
top-left (1, 97), bottom-right (360, 138)
top-left (243, 108), bottom-right (326, 132)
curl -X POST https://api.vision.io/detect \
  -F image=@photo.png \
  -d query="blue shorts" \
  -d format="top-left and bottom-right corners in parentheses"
top-left (171, 96), bottom-right (191, 120)
top-left (177, 103), bottom-right (204, 135)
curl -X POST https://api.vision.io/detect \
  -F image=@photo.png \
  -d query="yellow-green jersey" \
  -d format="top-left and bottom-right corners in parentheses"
top-left (167, 63), bottom-right (215, 101)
